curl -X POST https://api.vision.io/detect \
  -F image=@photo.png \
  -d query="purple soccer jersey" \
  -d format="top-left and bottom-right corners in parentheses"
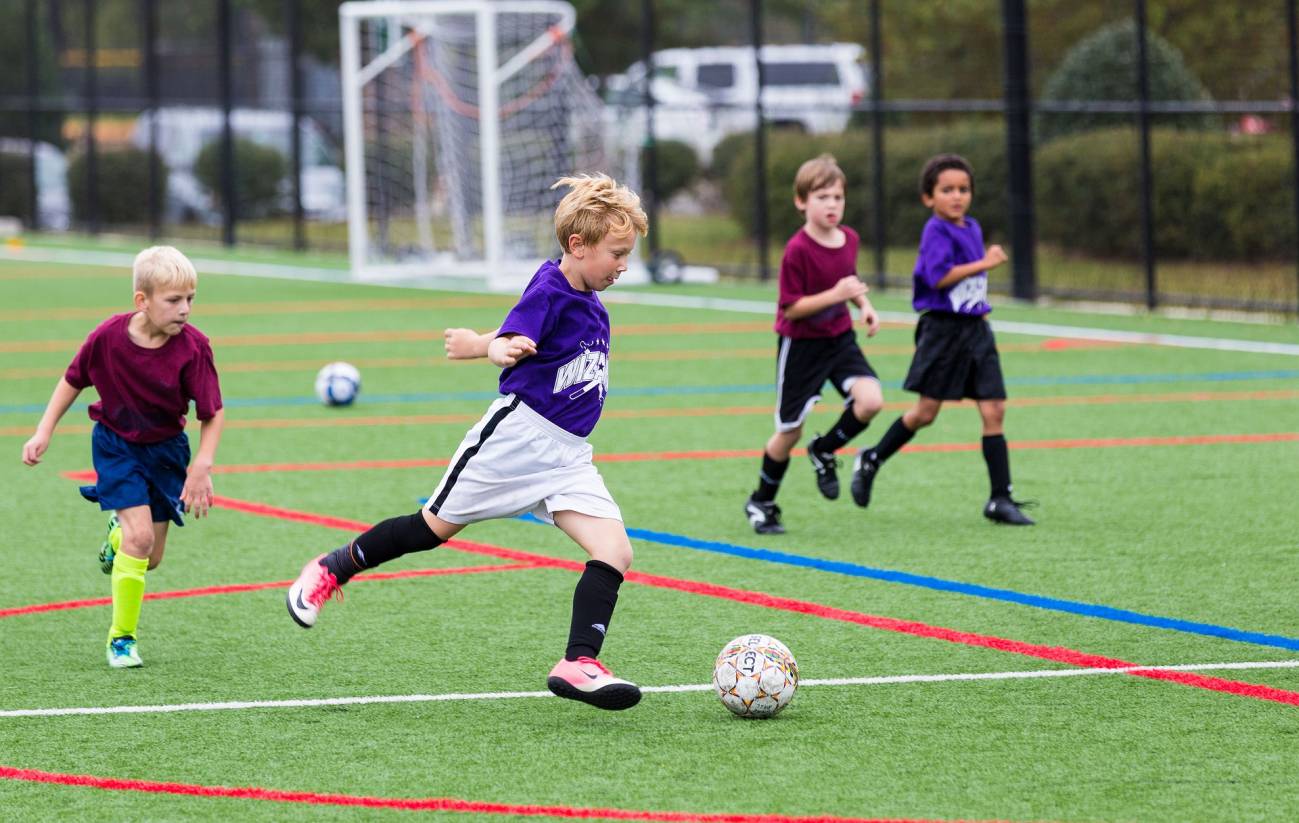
top-left (497, 260), bottom-right (610, 437)
top-left (64, 313), bottom-right (224, 443)
top-left (912, 216), bottom-right (992, 316)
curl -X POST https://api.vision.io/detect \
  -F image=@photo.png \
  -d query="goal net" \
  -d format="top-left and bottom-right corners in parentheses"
top-left (339, 0), bottom-right (638, 289)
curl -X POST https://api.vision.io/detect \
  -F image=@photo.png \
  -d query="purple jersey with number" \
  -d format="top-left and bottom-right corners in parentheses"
top-left (64, 313), bottom-right (224, 444)
top-left (912, 216), bottom-right (992, 316)
top-left (497, 260), bottom-right (610, 438)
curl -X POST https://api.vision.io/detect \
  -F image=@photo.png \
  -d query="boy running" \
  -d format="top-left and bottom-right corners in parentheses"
top-left (744, 154), bottom-right (883, 535)
top-left (22, 246), bottom-right (225, 667)
top-left (286, 174), bottom-right (648, 711)
top-left (851, 153), bottom-right (1034, 525)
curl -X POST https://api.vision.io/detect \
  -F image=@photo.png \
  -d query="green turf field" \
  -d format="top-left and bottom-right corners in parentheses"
top-left (1, 246), bottom-right (1298, 822)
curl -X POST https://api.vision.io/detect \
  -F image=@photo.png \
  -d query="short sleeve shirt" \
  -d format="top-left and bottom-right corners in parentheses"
top-left (64, 313), bottom-right (224, 443)
top-left (497, 260), bottom-right (610, 438)
top-left (912, 216), bottom-right (992, 316)
top-left (774, 226), bottom-right (859, 339)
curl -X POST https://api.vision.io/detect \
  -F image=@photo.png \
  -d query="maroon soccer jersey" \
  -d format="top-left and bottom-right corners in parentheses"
top-left (774, 226), bottom-right (859, 339)
top-left (64, 313), bottom-right (223, 443)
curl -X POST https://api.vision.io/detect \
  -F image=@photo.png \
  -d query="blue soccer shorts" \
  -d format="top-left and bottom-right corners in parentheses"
top-left (79, 423), bottom-right (190, 526)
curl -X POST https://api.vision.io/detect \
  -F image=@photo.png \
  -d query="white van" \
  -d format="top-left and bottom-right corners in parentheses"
top-left (130, 107), bottom-right (345, 223)
top-left (606, 43), bottom-right (868, 162)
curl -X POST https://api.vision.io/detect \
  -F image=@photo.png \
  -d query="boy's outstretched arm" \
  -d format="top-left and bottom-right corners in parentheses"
top-left (444, 327), bottom-right (500, 360)
top-left (21, 377), bottom-right (81, 466)
top-left (934, 244), bottom-right (1008, 289)
top-left (181, 407), bottom-right (224, 519)
top-left (488, 333), bottom-right (537, 368)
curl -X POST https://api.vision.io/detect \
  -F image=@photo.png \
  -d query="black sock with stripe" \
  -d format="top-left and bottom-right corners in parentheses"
top-left (752, 452), bottom-right (789, 502)
top-left (565, 560), bottom-right (623, 661)
top-left (321, 511), bottom-right (443, 585)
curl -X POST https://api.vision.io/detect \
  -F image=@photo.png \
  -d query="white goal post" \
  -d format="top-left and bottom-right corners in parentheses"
top-left (339, 0), bottom-right (643, 290)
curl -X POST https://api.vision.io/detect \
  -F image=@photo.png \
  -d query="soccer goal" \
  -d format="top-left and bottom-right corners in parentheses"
top-left (339, 0), bottom-right (640, 290)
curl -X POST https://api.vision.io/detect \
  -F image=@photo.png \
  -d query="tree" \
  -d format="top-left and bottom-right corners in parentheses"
top-left (1038, 19), bottom-right (1214, 142)
top-left (0, 4), bottom-right (63, 145)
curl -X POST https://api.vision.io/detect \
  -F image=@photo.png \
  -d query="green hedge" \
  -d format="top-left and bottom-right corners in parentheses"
top-left (1036, 128), bottom-right (1294, 260)
top-left (195, 137), bottom-right (287, 218)
top-left (68, 147), bottom-right (162, 225)
top-left (643, 139), bottom-right (699, 202)
top-left (0, 152), bottom-right (33, 223)
top-left (721, 122), bottom-right (1009, 248)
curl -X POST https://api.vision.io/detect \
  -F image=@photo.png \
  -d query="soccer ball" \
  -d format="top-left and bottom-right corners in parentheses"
top-left (314, 362), bottom-right (361, 407)
top-left (712, 634), bottom-right (799, 718)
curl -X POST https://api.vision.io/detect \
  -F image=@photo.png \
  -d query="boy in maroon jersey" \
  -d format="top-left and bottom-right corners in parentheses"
top-left (22, 246), bottom-right (225, 667)
top-left (744, 154), bottom-right (884, 534)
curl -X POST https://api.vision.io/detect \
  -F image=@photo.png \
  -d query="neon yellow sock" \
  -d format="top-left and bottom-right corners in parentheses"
top-left (108, 552), bottom-right (149, 642)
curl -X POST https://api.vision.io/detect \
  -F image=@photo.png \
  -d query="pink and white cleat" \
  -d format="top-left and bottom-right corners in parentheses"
top-left (286, 554), bottom-right (342, 628)
top-left (546, 656), bottom-right (641, 710)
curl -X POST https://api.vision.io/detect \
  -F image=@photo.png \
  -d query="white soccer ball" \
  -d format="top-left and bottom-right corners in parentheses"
top-left (314, 362), bottom-right (361, 407)
top-left (712, 633), bottom-right (799, 718)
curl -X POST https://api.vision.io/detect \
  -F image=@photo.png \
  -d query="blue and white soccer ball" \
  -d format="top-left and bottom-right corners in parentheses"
top-left (314, 361), bottom-right (361, 407)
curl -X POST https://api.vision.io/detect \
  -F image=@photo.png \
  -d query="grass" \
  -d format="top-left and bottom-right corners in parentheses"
top-left (1, 249), bottom-right (1298, 821)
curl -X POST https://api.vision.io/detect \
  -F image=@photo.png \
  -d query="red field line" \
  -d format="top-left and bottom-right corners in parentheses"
top-left (0, 766), bottom-right (957, 823)
top-left (0, 564), bottom-right (537, 620)
top-left (209, 496), bottom-right (1299, 709)
top-left (0, 337), bottom-right (1120, 377)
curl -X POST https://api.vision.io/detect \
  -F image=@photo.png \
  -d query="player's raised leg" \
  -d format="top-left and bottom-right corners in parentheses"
top-left (287, 508), bottom-right (459, 628)
top-left (546, 510), bottom-right (641, 710)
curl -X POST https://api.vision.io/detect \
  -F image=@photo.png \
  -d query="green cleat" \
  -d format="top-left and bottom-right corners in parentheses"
top-left (106, 636), bottom-right (143, 668)
top-left (99, 514), bottom-right (121, 575)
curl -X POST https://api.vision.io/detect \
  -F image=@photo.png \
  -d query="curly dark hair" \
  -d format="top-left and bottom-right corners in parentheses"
top-left (919, 154), bottom-right (974, 197)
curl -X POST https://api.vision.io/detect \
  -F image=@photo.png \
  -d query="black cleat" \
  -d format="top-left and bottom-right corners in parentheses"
top-left (850, 450), bottom-right (879, 508)
top-left (984, 496), bottom-right (1036, 526)
top-left (744, 496), bottom-right (786, 535)
top-left (806, 436), bottom-right (841, 500)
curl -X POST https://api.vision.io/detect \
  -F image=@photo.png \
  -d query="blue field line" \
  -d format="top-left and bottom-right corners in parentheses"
top-left (6, 368), bottom-right (1299, 417)
top-left (514, 513), bottom-right (1299, 652)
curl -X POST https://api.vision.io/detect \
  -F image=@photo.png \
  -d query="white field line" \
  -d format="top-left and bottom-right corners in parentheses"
top-left (6, 246), bottom-right (1297, 357)
top-left (3, 660), bottom-right (1296, 719)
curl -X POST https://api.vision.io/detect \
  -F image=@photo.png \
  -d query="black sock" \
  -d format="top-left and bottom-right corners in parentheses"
top-left (982, 434), bottom-right (1012, 498)
top-left (322, 511), bottom-right (443, 585)
top-left (752, 452), bottom-right (789, 502)
top-left (565, 560), bottom-right (624, 661)
top-left (867, 417), bottom-right (916, 465)
top-left (815, 407), bottom-right (869, 453)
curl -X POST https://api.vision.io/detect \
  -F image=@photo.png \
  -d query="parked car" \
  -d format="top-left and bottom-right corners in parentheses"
top-left (605, 43), bottom-right (868, 162)
top-left (0, 138), bottom-right (71, 230)
top-left (130, 107), bottom-right (345, 223)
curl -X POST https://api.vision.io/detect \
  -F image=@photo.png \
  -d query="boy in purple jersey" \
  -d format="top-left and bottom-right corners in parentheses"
top-left (850, 154), bottom-right (1035, 525)
top-left (743, 154), bottom-right (884, 535)
top-left (286, 174), bottom-right (649, 711)
top-left (22, 246), bottom-right (226, 667)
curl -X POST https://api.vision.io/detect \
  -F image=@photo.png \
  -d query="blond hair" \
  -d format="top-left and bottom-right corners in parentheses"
top-left (550, 173), bottom-right (648, 253)
top-left (133, 246), bottom-right (197, 294)
top-left (793, 154), bottom-right (847, 202)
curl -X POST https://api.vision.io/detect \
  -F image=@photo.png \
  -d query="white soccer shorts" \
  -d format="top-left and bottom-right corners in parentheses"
top-left (424, 394), bottom-right (622, 526)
